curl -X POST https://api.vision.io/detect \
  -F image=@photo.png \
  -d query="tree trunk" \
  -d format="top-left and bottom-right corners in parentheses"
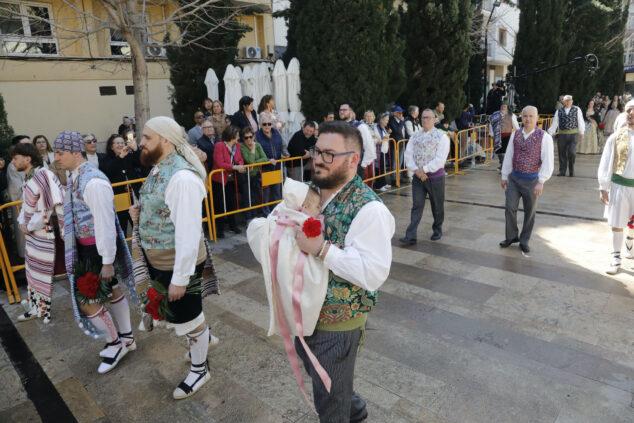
top-left (125, 0), bottom-right (150, 135)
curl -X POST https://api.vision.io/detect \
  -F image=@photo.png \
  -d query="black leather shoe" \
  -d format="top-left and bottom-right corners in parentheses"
top-left (399, 237), bottom-right (416, 245)
top-left (430, 232), bottom-right (442, 241)
top-left (568, 173), bottom-right (574, 177)
top-left (499, 238), bottom-right (520, 248)
top-left (350, 407), bottom-right (368, 423)
top-left (520, 243), bottom-right (530, 253)
top-left (557, 173), bottom-right (565, 176)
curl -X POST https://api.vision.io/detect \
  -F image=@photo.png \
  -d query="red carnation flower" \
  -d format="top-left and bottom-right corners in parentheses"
top-left (77, 272), bottom-right (100, 298)
top-left (302, 217), bottom-right (322, 238)
top-left (146, 287), bottom-right (158, 301)
top-left (144, 295), bottom-right (164, 321)
top-left (599, 123), bottom-right (605, 130)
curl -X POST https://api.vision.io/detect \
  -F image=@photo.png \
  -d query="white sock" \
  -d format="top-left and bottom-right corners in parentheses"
top-left (187, 325), bottom-right (209, 365)
top-left (88, 306), bottom-right (119, 343)
top-left (183, 325), bottom-right (209, 386)
top-left (612, 231), bottom-right (624, 255)
top-left (109, 294), bottom-right (132, 335)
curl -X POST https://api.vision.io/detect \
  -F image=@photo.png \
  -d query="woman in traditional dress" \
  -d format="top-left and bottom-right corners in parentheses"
top-left (577, 100), bottom-right (600, 154)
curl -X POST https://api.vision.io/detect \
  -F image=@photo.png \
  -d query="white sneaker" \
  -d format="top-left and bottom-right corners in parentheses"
top-left (97, 342), bottom-right (128, 374)
top-left (183, 334), bottom-right (219, 361)
top-left (624, 242), bottom-right (634, 259)
top-left (606, 257), bottom-right (621, 275)
top-left (173, 361), bottom-right (211, 400)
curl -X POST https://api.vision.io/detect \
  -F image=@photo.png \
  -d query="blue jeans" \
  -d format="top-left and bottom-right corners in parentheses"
top-left (262, 182), bottom-right (281, 216)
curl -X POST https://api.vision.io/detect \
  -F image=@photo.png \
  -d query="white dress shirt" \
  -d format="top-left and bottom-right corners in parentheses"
top-left (163, 169), bottom-right (207, 287)
top-left (598, 129), bottom-right (634, 191)
top-left (321, 187), bottom-right (395, 292)
top-left (403, 128), bottom-right (451, 175)
top-left (72, 166), bottom-right (117, 264)
top-left (501, 128), bottom-right (554, 184)
top-left (548, 107), bottom-right (585, 135)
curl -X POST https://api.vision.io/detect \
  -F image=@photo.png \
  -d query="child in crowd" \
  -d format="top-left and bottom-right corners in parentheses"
top-left (247, 178), bottom-right (328, 338)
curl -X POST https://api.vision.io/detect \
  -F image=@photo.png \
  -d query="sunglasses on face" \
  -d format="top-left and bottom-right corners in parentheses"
top-left (244, 135), bottom-right (254, 139)
top-left (262, 123), bottom-right (273, 127)
top-left (84, 139), bottom-right (97, 144)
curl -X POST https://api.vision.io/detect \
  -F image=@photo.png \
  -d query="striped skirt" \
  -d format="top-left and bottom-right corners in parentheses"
top-left (25, 231), bottom-right (56, 298)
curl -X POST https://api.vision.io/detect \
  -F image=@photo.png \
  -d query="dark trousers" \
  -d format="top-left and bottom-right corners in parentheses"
top-left (295, 328), bottom-right (366, 423)
top-left (212, 180), bottom-right (238, 235)
top-left (147, 261), bottom-right (204, 324)
top-left (496, 134), bottom-right (511, 167)
top-left (239, 173), bottom-right (263, 220)
top-left (374, 153), bottom-right (389, 189)
top-left (405, 174), bottom-right (445, 240)
top-left (505, 173), bottom-right (538, 246)
top-left (557, 133), bottom-right (578, 175)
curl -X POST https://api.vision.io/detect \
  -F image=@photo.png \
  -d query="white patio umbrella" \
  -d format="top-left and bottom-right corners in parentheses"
top-left (204, 68), bottom-right (219, 100)
top-left (223, 64), bottom-right (241, 115)
top-left (260, 62), bottom-right (273, 100)
top-left (287, 58), bottom-right (302, 113)
top-left (243, 65), bottom-right (257, 101)
top-left (272, 59), bottom-right (288, 113)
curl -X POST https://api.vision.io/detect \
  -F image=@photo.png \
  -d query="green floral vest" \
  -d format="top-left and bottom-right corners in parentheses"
top-left (318, 175), bottom-right (382, 324)
top-left (139, 151), bottom-right (198, 250)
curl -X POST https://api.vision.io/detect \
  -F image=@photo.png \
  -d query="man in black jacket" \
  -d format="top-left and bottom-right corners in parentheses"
top-left (286, 121), bottom-right (317, 182)
top-left (388, 106), bottom-right (406, 185)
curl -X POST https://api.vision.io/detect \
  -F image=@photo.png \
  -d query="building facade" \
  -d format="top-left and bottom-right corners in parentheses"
top-left (624, 1), bottom-right (634, 92)
top-left (483, 0), bottom-right (520, 90)
top-left (0, 0), bottom-right (274, 143)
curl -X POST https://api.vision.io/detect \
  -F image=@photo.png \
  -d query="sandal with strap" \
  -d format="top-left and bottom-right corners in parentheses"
top-left (100, 332), bottom-right (135, 357)
top-left (97, 340), bottom-right (128, 374)
top-left (17, 311), bottom-right (38, 322)
top-left (173, 360), bottom-right (211, 400)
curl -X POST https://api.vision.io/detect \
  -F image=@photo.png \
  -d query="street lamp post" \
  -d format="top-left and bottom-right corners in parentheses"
top-left (483, 0), bottom-right (501, 114)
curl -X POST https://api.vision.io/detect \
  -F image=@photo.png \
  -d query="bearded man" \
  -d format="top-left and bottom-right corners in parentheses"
top-left (294, 121), bottom-right (395, 422)
top-left (129, 116), bottom-right (213, 399)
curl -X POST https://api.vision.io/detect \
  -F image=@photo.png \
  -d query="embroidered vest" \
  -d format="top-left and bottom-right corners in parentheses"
top-left (139, 151), bottom-right (199, 250)
top-left (512, 128), bottom-right (544, 175)
top-left (558, 106), bottom-right (579, 133)
top-left (410, 127), bottom-right (446, 177)
top-left (612, 127), bottom-right (631, 175)
top-left (318, 175), bottom-right (381, 324)
top-left (72, 162), bottom-right (111, 240)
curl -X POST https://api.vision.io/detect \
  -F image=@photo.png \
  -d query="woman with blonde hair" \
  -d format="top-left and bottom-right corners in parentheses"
top-left (209, 100), bottom-right (227, 141)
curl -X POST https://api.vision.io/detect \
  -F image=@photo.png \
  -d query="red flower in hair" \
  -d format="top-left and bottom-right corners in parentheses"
top-left (302, 217), bottom-right (322, 238)
top-left (77, 272), bottom-right (100, 298)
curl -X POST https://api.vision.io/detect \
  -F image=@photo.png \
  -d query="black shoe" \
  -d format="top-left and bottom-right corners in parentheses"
top-left (499, 238), bottom-right (520, 248)
top-left (520, 243), bottom-right (530, 253)
top-left (557, 173), bottom-right (565, 176)
top-left (430, 232), bottom-right (442, 241)
top-left (350, 407), bottom-right (368, 423)
top-left (398, 236), bottom-right (416, 245)
top-left (568, 173), bottom-right (574, 177)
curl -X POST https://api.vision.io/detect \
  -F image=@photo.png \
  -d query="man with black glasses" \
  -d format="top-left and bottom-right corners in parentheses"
top-left (295, 121), bottom-right (395, 422)
top-left (83, 133), bottom-right (106, 168)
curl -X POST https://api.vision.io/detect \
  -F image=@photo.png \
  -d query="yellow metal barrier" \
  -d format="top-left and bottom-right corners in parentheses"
top-left (0, 201), bottom-right (23, 303)
top-left (452, 124), bottom-right (492, 174)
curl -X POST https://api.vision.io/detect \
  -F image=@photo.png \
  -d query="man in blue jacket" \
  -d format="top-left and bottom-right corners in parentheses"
top-left (255, 113), bottom-right (288, 215)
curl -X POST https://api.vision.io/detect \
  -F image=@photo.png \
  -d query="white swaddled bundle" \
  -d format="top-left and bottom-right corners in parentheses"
top-left (247, 178), bottom-right (329, 337)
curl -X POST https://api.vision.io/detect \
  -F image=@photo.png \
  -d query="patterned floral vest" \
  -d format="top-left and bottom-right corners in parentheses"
top-left (139, 151), bottom-right (198, 250)
top-left (612, 127), bottom-right (630, 175)
top-left (512, 128), bottom-right (543, 175)
top-left (558, 106), bottom-right (580, 133)
top-left (72, 161), bottom-right (110, 240)
top-left (410, 127), bottom-right (447, 178)
top-left (318, 175), bottom-right (382, 324)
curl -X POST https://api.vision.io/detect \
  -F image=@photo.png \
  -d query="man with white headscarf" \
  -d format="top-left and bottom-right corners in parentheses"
top-left (129, 116), bottom-right (212, 399)
top-left (598, 100), bottom-right (634, 274)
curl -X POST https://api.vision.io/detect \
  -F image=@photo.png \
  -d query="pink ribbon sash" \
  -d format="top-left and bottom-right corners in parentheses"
top-left (269, 212), bottom-right (332, 409)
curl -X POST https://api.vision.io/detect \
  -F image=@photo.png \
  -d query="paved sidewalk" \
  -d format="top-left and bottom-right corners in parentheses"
top-left (1, 154), bottom-right (633, 423)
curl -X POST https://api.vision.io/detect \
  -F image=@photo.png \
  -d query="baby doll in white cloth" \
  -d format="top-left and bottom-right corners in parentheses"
top-left (247, 178), bottom-right (329, 338)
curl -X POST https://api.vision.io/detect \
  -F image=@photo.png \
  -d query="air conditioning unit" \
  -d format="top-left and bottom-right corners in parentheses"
top-left (244, 46), bottom-right (261, 59)
top-left (146, 43), bottom-right (166, 57)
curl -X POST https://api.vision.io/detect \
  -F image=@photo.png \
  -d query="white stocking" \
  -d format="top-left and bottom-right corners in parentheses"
top-left (109, 294), bottom-right (132, 334)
